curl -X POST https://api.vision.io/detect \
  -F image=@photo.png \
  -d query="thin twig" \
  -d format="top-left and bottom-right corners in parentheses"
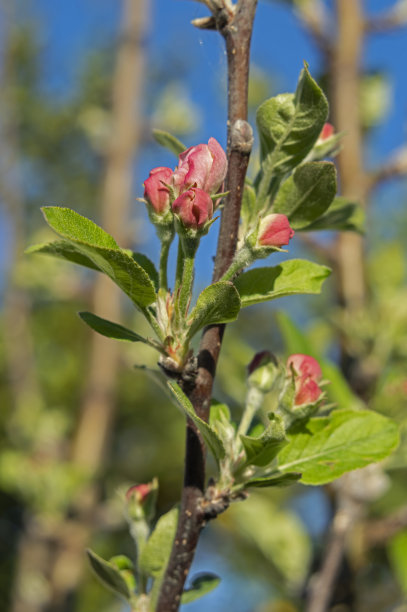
top-left (155, 2), bottom-right (257, 610)
top-left (366, 148), bottom-right (407, 194)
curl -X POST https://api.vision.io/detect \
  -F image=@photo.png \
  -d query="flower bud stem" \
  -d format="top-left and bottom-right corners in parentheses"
top-left (220, 245), bottom-right (255, 281)
top-left (237, 386), bottom-right (264, 438)
top-left (159, 237), bottom-right (171, 291)
top-left (178, 245), bottom-right (198, 316)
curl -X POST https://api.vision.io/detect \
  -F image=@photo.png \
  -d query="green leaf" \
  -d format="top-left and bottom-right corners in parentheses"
top-left (240, 415), bottom-right (287, 467)
top-left (26, 240), bottom-right (100, 271)
top-left (245, 472), bottom-right (301, 488)
top-left (187, 281), bottom-right (241, 338)
top-left (275, 310), bottom-right (313, 355)
top-left (79, 312), bottom-right (152, 345)
top-left (388, 531), bottom-right (407, 596)
top-left (139, 507), bottom-right (179, 608)
top-left (241, 184), bottom-right (258, 232)
top-left (300, 196), bottom-right (365, 233)
top-left (139, 507), bottom-right (179, 578)
top-left (167, 381), bottom-right (226, 465)
top-left (256, 65), bottom-right (328, 177)
top-left (181, 573), bottom-right (221, 604)
top-left (42, 207), bottom-right (118, 249)
top-left (235, 260), bottom-right (331, 307)
top-left (273, 162), bottom-right (337, 229)
top-left (277, 409), bottom-right (400, 485)
top-left (130, 252), bottom-right (159, 291)
top-left (152, 128), bottom-right (186, 156)
top-left (86, 548), bottom-right (132, 601)
top-left (41, 207), bottom-right (156, 307)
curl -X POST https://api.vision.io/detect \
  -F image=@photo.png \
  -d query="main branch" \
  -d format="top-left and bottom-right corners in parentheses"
top-left (155, 2), bottom-right (257, 610)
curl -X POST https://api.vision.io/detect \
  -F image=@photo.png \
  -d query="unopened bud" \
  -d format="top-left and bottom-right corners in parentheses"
top-left (247, 351), bottom-right (279, 393)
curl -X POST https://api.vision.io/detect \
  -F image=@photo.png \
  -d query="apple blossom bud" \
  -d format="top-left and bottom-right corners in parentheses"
top-left (173, 138), bottom-right (227, 195)
top-left (247, 351), bottom-right (279, 393)
top-left (319, 122), bottom-right (335, 141)
top-left (172, 187), bottom-right (213, 230)
top-left (287, 354), bottom-right (323, 406)
top-left (125, 479), bottom-right (158, 522)
top-left (258, 213), bottom-right (295, 248)
top-left (287, 354), bottom-right (322, 381)
top-left (143, 167), bottom-right (173, 214)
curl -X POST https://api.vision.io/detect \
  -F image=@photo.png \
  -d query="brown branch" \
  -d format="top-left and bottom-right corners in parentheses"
top-left (155, 2), bottom-right (257, 610)
top-left (364, 505), bottom-right (407, 548)
top-left (365, 10), bottom-right (407, 34)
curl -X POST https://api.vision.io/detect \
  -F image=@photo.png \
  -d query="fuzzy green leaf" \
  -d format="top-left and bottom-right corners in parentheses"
top-left (130, 252), bottom-right (159, 291)
top-left (300, 196), bottom-right (365, 233)
top-left (139, 507), bottom-right (179, 609)
top-left (42, 206), bottom-right (118, 248)
top-left (168, 381), bottom-right (226, 465)
top-left (273, 162), bottom-right (337, 229)
top-left (241, 416), bottom-right (287, 467)
top-left (152, 128), bottom-right (186, 156)
top-left (181, 573), bottom-right (221, 604)
top-left (40, 207), bottom-right (156, 307)
top-left (86, 549), bottom-right (132, 601)
top-left (26, 240), bottom-right (100, 271)
top-left (245, 472), bottom-right (302, 488)
top-left (187, 281), bottom-right (241, 338)
top-left (256, 65), bottom-right (328, 176)
top-left (235, 260), bottom-right (331, 307)
top-left (79, 312), bottom-right (150, 344)
top-left (277, 409), bottom-right (399, 485)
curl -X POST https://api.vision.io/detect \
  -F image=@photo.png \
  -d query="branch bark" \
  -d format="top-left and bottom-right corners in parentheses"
top-left (155, 2), bottom-right (257, 610)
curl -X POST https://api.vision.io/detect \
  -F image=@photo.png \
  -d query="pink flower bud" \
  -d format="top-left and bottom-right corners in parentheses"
top-left (287, 354), bottom-right (322, 381)
top-left (287, 354), bottom-right (323, 406)
top-left (173, 138), bottom-right (227, 195)
top-left (258, 214), bottom-right (295, 248)
top-left (126, 483), bottom-right (152, 504)
top-left (143, 167), bottom-right (173, 214)
top-left (319, 122), bottom-right (335, 141)
top-left (172, 187), bottom-right (213, 229)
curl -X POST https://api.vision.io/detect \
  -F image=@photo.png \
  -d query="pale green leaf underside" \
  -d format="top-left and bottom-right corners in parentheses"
top-left (273, 161), bottom-right (337, 229)
top-left (181, 573), bottom-right (221, 604)
top-left (277, 409), bottom-right (399, 485)
top-left (167, 381), bottom-right (226, 464)
top-left (152, 128), bottom-right (186, 157)
top-left (40, 207), bottom-right (156, 307)
top-left (245, 472), bottom-right (301, 488)
top-left (26, 240), bottom-right (100, 271)
top-left (86, 548), bottom-right (131, 601)
top-left (187, 281), bottom-right (241, 338)
top-left (234, 260), bottom-right (331, 307)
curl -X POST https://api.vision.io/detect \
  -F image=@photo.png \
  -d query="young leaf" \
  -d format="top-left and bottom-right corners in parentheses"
top-left (42, 207), bottom-right (118, 249)
top-left (235, 260), bottom-right (331, 307)
top-left (130, 252), bottom-right (159, 291)
top-left (26, 240), bottom-right (100, 271)
top-left (245, 472), bottom-right (302, 488)
top-left (273, 162), bottom-right (337, 229)
top-left (299, 196), bottom-right (365, 233)
top-left (152, 128), bottom-right (186, 157)
top-left (139, 507), bottom-right (179, 608)
top-left (187, 281), bottom-right (241, 338)
top-left (86, 548), bottom-right (132, 601)
top-left (79, 312), bottom-right (153, 346)
top-left (39, 207), bottom-right (156, 308)
top-left (240, 415), bottom-right (287, 467)
top-left (256, 65), bottom-right (328, 176)
top-left (181, 573), bottom-right (221, 604)
top-left (277, 409), bottom-right (399, 485)
top-left (139, 507), bottom-right (179, 578)
top-left (167, 381), bottom-right (226, 465)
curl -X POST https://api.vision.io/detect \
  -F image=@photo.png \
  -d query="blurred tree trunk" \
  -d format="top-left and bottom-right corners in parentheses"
top-left (10, 2), bottom-right (149, 611)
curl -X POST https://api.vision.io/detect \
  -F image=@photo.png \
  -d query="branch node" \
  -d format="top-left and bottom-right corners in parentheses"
top-left (230, 119), bottom-right (253, 155)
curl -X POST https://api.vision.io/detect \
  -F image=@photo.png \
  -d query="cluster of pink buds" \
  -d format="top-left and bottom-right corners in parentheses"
top-left (258, 213), bottom-right (295, 248)
top-left (287, 353), bottom-right (323, 405)
top-left (143, 138), bottom-right (227, 231)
